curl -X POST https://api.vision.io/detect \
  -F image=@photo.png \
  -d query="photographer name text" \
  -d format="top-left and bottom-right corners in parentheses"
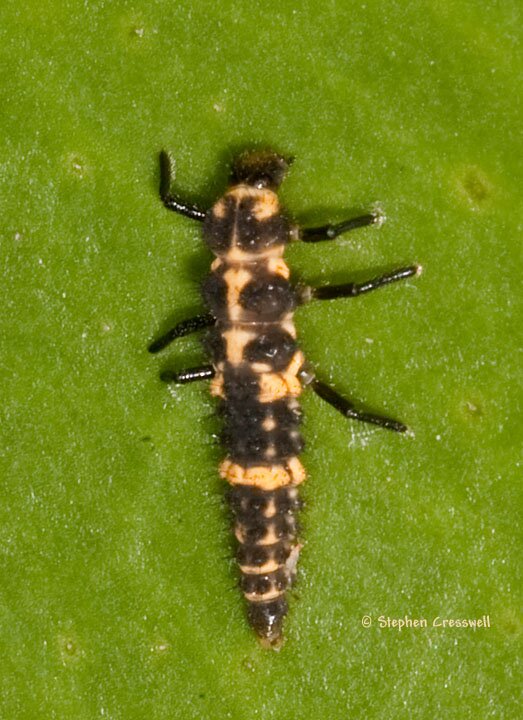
top-left (361, 614), bottom-right (491, 630)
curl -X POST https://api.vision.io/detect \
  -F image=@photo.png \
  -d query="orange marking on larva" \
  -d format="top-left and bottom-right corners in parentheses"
top-left (234, 523), bottom-right (280, 545)
top-left (222, 327), bottom-right (256, 364)
top-left (240, 558), bottom-right (280, 575)
top-left (263, 497), bottom-right (277, 517)
top-left (228, 184), bottom-right (259, 201)
top-left (244, 587), bottom-right (286, 602)
top-left (223, 267), bottom-right (252, 321)
top-left (258, 372), bottom-right (303, 403)
top-left (287, 457), bottom-right (306, 485)
top-left (209, 372), bottom-right (224, 398)
top-left (234, 524), bottom-right (248, 543)
top-left (210, 257), bottom-right (222, 272)
top-left (250, 361), bottom-right (273, 374)
top-left (219, 460), bottom-right (305, 489)
top-left (280, 318), bottom-right (297, 338)
top-left (267, 257), bottom-right (290, 279)
top-left (262, 417), bottom-right (277, 432)
top-left (212, 198), bottom-right (226, 218)
top-left (255, 525), bottom-right (280, 546)
top-left (224, 245), bottom-right (285, 264)
top-left (253, 191), bottom-right (279, 220)
top-left (286, 350), bottom-right (305, 377)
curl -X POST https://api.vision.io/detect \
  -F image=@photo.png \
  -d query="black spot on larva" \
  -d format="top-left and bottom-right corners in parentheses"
top-left (220, 398), bottom-right (302, 432)
top-left (237, 519), bottom-right (270, 544)
top-left (239, 274), bottom-right (296, 321)
top-left (219, 395), bottom-right (303, 465)
top-left (203, 326), bottom-right (226, 363)
top-left (240, 568), bottom-right (289, 595)
top-left (236, 513), bottom-right (295, 545)
top-left (223, 425), bottom-right (304, 465)
top-left (221, 366), bottom-right (260, 405)
top-left (228, 486), bottom-right (269, 516)
top-left (271, 541), bottom-right (293, 565)
top-left (236, 538), bottom-right (292, 568)
top-left (275, 487), bottom-right (302, 514)
top-left (237, 543), bottom-right (270, 567)
top-left (271, 399), bottom-right (303, 428)
top-left (228, 486), bottom-right (302, 523)
top-left (235, 197), bottom-right (290, 252)
top-left (202, 273), bottom-right (228, 318)
top-left (203, 191), bottom-right (289, 256)
top-left (244, 328), bottom-right (297, 371)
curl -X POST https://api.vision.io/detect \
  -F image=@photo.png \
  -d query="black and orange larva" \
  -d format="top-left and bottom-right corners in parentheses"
top-left (149, 150), bottom-right (420, 647)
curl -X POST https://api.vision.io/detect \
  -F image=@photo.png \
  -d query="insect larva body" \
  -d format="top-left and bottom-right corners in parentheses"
top-left (202, 183), bottom-right (304, 644)
top-left (150, 149), bottom-right (420, 647)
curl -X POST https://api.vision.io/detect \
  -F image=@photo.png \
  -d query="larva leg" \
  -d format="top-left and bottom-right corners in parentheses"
top-left (299, 211), bottom-right (381, 242)
top-left (159, 151), bottom-right (207, 221)
top-left (148, 313), bottom-right (215, 354)
top-left (160, 365), bottom-right (215, 384)
top-left (297, 266), bottom-right (420, 304)
top-left (300, 371), bottom-right (408, 433)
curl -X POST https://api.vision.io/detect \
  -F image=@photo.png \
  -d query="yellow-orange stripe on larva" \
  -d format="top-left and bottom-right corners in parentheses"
top-left (223, 267), bottom-right (252, 322)
top-left (219, 458), bottom-right (306, 489)
top-left (244, 587), bottom-right (285, 602)
top-left (222, 327), bottom-right (257, 364)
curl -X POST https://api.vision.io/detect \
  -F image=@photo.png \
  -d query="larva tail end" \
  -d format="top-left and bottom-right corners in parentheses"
top-left (248, 597), bottom-right (287, 649)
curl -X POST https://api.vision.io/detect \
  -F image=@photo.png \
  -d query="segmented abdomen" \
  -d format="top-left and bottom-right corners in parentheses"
top-left (203, 252), bottom-right (305, 646)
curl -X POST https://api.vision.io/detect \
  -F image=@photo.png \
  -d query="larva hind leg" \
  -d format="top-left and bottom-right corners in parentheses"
top-left (299, 370), bottom-right (408, 434)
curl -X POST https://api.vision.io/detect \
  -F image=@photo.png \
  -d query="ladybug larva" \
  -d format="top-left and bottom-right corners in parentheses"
top-left (149, 149), bottom-right (420, 648)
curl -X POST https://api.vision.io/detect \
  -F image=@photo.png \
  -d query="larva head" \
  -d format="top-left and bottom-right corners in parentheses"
top-left (203, 151), bottom-right (293, 260)
top-left (231, 150), bottom-right (292, 190)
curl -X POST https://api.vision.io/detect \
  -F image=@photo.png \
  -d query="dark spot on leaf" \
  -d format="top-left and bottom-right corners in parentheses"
top-left (463, 399), bottom-right (483, 418)
top-left (457, 166), bottom-right (493, 209)
top-left (58, 634), bottom-right (83, 663)
top-left (67, 154), bottom-right (86, 179)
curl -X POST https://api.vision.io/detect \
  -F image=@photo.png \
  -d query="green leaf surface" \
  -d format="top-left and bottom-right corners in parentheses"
top-left (1, 1), bottom-right (520, 718)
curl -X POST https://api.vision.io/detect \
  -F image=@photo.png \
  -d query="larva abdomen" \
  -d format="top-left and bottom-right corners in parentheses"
top-left (228, 485), bottom-right (302, 645)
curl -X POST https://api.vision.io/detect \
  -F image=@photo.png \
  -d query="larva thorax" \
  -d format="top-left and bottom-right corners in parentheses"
top-left (201, 176), bottom-right (305, 646)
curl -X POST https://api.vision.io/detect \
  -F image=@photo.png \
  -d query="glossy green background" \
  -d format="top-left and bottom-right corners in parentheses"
top-left (1, 1), bottom-right (520, 718)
